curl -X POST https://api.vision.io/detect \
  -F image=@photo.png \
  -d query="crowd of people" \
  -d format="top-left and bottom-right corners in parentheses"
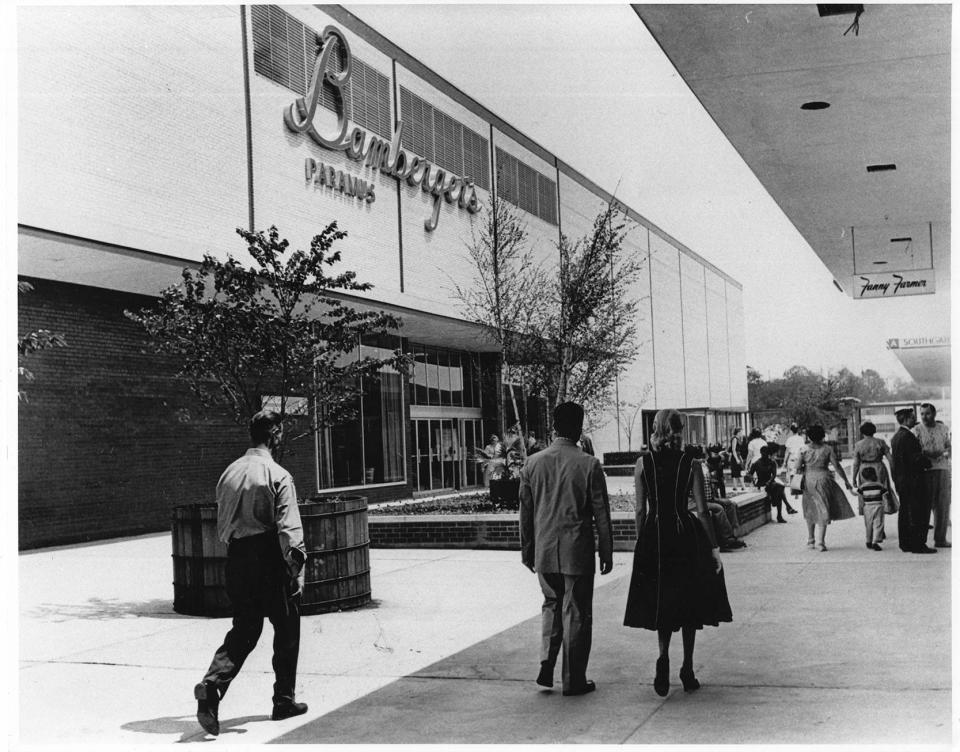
top-left (190, 401), bottom-right (949, 734)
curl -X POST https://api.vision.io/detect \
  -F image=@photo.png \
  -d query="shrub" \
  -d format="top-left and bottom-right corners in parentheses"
top-left (603, 451), bottom-right (641, 466)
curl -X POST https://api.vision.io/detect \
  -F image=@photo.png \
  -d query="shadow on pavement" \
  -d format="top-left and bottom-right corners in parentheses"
top-left (122, 713), bottom-right (270, 743)
top-left (28, 598), bottom-right (192, 621)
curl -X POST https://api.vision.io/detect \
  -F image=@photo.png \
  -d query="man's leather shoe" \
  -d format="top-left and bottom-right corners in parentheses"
top-left (912, 546), bottom-right (938, 554)
top-left (195, 682), bottom-right (220, 736)
top-left (936, 542), bottom-right (951, 548)
top-left (562, 680), bottom-right (596, 696)
top-left (272, 701), bottom-right (308, 721)
top-left (536, 661), bottom-right (554, 688)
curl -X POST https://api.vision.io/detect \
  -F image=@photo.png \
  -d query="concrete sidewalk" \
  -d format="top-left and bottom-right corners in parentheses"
top-left (19, 510), bottom-right (952, 746)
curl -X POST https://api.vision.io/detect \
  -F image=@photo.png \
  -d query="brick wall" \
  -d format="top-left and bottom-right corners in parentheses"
top-left (17, 278), bottom-right (414, 549)
top-left (370, 496), bottom-right (770, 551)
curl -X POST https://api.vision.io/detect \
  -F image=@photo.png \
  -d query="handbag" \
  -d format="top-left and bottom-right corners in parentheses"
top-left (883, 493), bottom-right (899, 515)
top-left (789, 473), bottom-right (803, 493)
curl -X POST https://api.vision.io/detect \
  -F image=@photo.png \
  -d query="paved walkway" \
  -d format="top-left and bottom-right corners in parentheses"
top-left (18, 508), bottom-right (952, 746)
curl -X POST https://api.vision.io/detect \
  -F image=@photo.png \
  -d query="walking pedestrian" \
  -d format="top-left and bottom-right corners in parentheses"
top-left (520, 402), bottom-right (613, 696)
top-left (797, 425), bottom-right (855, 551)
top-left (891, 407), bottom-right (936, 553)
top-left (851, 421), bottom-right (898, 541)
top-left (856, 466), bottom-right (888, 551)
top-left (913, 403), bottom-right (951, 548)
top-left (782, 424), bottom-right (806, 495)
top-left (624, 409), bottom-right (732, 696)
top-left (728, 427), bottom-right (747, 492)
top-left (194, 410), bottom-right (308, 737)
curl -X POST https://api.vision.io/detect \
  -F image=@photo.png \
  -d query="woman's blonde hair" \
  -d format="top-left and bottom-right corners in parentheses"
top-left (649, 408), bottom-right (684, 451)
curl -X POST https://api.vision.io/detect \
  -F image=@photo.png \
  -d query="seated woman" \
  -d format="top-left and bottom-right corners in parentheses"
top-left (748, 444), bottom-right (797, 522)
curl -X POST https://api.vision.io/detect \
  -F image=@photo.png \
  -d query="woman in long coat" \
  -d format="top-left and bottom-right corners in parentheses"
top-left (624, 409), bottom-right (733, 696)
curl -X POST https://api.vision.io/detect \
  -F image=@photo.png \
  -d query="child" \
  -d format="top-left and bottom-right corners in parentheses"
top-left (856, 466), bottom-right (887, 551)
top-left (705, 445), bottom-right (727, 499)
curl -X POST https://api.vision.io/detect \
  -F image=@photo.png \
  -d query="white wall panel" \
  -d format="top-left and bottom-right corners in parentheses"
top-left (680, 253), bottom-right (710, 407)
top-left (725, 282), bottom-right (748, 407)
top-left (18, 6), bottom-right (248, 263)
top-left (251, 6), bottom-right (403, 305)
top-left (649, 234), bottom-right (685, 407)
top-left (592, 225), bottom-right (654, 457)
top-left (492, 131), bottom-right (562, 274)
top-left (393, 64), bottom-right (500, 319)
top-left (705, 269), bottom-right (732, 408)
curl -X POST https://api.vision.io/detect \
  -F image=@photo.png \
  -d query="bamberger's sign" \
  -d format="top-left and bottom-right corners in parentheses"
top-left (854, 269), bottom-right (936, 299)
top-left (284, 25), bottom-right (481, 231)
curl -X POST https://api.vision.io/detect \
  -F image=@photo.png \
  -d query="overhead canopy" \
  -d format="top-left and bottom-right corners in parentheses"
top-left (886, 336), bottom-right (951, 388)
top-left (633, 4), bottom-right (950, 300)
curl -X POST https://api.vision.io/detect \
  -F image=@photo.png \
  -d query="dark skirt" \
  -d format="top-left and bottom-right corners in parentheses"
top-left (729, 457), bottom-right (743, 478)
top-left (623, 511), bottom-right (733, 632)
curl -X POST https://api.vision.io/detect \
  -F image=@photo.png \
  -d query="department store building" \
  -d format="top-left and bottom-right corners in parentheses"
top-left (18, 5), bottom-right (747, 547)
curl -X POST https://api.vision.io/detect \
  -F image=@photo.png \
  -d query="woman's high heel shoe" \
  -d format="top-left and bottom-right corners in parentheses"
top-left (654, 656), bottom-right (669, 697)
top-left (679, 664), bottom-right (701, 692)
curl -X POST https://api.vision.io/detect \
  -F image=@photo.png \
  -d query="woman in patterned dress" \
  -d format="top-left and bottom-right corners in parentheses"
top-left (797, 424), bottom-right (855, 551)
top-left (624, 409), bottom-right (733, 697)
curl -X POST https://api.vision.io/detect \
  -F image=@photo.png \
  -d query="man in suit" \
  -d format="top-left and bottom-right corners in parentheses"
top-left (890, 407), bottom-right (935, 554)
top-left (520, 401), bottom-right (614, 696)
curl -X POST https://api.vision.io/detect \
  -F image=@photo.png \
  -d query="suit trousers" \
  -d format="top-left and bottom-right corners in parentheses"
top-left (202, 533), bottom-right (301, 704)
top-left (538, 571), bottom-right (594, 691)
top-left (923, 470), bottom-right (951, 545)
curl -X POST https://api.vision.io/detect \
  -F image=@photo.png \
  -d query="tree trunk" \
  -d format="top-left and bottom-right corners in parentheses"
top-left (503, 359), bottom-right (527, 460)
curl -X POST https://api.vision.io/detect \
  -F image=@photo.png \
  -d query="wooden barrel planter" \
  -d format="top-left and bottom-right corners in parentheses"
top-left (171, 503), bottom-right (230, 617)
top-left (299, 495), bottom-right (371, 614)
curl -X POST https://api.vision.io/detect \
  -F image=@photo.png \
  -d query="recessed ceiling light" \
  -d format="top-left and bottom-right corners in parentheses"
top-left (890, 237), bottom-right (913, 243)
top-left (866, 164), bottom-right (897, 172)
top-left (801, 101), bottom-right (831, 110)
top-left (872, 260), bottom-right (888, 265)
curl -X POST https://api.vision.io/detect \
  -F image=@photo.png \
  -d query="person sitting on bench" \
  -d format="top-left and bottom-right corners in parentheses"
top-left (748, 444), bottom-right (797, 523)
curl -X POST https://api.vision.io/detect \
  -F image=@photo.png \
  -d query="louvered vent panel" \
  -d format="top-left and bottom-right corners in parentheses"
top-left (537, 173), bottom-right (558, 225)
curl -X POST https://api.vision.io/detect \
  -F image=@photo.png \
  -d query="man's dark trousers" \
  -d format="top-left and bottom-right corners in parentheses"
top-left (538, 572), bottom-right (594, 690)
top-left (202, 532), bottom-right (300, 704)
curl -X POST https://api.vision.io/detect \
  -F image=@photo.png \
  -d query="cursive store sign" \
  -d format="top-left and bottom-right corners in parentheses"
top-left (284, 25), bottom-right (481, 231)
top-left (855, 270), bottom-right (936, 299)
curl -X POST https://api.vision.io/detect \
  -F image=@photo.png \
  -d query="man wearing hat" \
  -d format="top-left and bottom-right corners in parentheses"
top-left (890, 407), bottom-right (935, 553)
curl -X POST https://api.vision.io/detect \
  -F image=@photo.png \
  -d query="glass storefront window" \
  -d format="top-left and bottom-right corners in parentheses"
top-left (462, 355), bottom-right (474, 408)
top-left (426, 347), bottom-right (440, 406)
top-left (439, 349), bottom-right (453, 406)
top-left (311, 333), bottom-right (406, 490)
top-left (449, 352), bottom-right (464, 406)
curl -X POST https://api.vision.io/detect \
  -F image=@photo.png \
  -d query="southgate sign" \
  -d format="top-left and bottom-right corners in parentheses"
top-left (854, 269), bottom-right (936, 299)
top-left (284, 25), bottom-right (481, 231)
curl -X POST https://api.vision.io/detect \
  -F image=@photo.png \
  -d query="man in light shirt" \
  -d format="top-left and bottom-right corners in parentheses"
top-left (914, 403), bottom-right (951, 548)
top-left (194, 410), bottom-right (308, 736)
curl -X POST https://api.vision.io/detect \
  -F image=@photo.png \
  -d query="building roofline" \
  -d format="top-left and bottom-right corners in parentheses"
top-left (320, 5), bottom-right (742, 290)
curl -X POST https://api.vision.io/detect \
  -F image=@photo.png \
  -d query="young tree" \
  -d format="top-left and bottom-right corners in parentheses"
top-left (613, 387), bottom-right (652, 452)
top-left (18, 281), bottom-right (67, 402)
top-left (451, 196), bottom-right (546, 451)
top-left (126, 224), bottom-right (407, 463)
top-left (522, 200), bottom-right (645, 427)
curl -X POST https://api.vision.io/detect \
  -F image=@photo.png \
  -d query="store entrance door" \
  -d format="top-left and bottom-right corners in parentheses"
top-left (412, 416), bottom-right (484, 493)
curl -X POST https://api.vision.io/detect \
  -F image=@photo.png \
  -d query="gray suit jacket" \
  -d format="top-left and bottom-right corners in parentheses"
top-left (519, 437), bottom-right (613, 575)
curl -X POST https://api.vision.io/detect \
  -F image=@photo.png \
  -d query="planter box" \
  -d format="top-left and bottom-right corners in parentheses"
top-left (171, 495), bottom-right (372, 617)
top-left (489, 478), bottom-right (520, 505)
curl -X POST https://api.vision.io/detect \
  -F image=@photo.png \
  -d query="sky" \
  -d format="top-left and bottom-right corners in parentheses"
top-left (345, 2), bottom-right (943, 384)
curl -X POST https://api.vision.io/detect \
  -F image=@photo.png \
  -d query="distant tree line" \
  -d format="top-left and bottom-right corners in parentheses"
top-left (747, 365), bottom-right (927, 428)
